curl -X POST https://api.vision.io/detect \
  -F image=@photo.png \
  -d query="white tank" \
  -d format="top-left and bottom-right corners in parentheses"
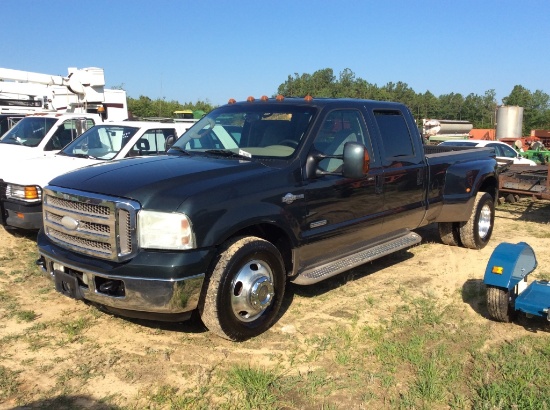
top-left (496, 106), bottom-right (524, 139)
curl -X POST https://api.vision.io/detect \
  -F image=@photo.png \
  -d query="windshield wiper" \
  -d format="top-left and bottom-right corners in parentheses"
top-left (68, 153), bottom-right (98, 159)
top-left (204, 149), bottom-right (252, 160)
top-left (3, 136), bottom-right (23, 145)
top-left (168, 146), bottom-right (190, 156)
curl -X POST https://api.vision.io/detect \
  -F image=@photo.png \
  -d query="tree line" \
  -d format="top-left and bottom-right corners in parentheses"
top-left (126, 68), bottom-right (550, 135)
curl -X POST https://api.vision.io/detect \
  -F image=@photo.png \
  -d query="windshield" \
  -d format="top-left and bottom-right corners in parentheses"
top-left (0, 117), bottom-right (57, 147)
top-left (61, 125), bottom-right (139, 160)
top-left (171, 104), bottom-right (316, 158)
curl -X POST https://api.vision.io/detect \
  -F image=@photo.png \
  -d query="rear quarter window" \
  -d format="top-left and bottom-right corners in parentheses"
top-left (373, 110), bottom-right (414, 158)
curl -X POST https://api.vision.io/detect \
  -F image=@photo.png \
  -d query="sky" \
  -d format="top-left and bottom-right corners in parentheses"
top-left (1, 0), bottom-right (548, 107)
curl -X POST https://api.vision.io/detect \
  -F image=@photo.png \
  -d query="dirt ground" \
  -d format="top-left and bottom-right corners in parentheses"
top-left (0, 198), bottom-right (549, 409)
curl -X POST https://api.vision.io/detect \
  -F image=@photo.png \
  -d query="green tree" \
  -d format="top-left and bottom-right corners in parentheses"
top-left (503, 86), bottom-right (550, 134)
top-left (127, 96), bottom-right (215, 120)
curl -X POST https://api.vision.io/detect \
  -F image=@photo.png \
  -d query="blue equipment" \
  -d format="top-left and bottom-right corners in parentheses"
top-left (483, 242), bottom-right (550, 322)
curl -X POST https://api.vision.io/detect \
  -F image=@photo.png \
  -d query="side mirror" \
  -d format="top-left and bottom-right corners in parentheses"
top-left (342, 142), bottom-right (369, 178)
top-left (164, 135), bottom-right (176, 151)
top-left (305, 142), bottom-right (369, 179)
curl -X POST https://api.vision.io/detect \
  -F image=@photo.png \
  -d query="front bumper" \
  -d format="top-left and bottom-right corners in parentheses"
top-left (1, 199), bottom-right (43, 230)
top-left (37, 229), bottom-right (213, 318)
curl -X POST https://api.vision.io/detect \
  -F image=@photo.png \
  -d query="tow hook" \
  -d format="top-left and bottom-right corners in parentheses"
top-left (36, 256), bottom-right (46, 270)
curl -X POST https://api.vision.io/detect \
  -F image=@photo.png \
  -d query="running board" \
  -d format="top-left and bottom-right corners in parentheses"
top-left (292, 231), bottom-right (422, 285)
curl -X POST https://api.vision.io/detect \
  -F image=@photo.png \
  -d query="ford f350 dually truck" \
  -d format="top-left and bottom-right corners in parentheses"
top-left (36, 97), bottom-right (499, 341)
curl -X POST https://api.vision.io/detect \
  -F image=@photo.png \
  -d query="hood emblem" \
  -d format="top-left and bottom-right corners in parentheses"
top-left (61, 215), bottom-right (80, 231)
top-left (282, 193), bottom-right (304, 205)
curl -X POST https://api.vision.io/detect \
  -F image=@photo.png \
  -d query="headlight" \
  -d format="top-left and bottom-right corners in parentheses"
top-left (138, 210), bottom-right (195, 250)
top-left (6, 184), bottom-right (42, 202)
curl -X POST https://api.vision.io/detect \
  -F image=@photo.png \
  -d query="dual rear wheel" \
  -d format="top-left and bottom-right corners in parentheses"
top-left (438, 192), bottom-right (495, 249)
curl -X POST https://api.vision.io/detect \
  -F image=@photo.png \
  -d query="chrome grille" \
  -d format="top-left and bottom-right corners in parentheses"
top-left (42, 186), bottom-right (140, 261)
top-left (46, 195), bottom-right (111, 216)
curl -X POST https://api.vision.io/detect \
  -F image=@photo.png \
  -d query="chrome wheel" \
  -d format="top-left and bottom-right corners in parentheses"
top-left (231, 259), bottom-right (275, 322)
top-left (478, 203), bottom-right (492, 239)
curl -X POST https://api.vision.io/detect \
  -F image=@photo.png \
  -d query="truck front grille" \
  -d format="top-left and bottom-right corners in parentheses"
top-left (42, 186), bottom-right (140, 261)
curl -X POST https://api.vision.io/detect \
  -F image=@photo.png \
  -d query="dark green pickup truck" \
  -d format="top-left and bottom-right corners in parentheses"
top-left (37, 97), bottom-right (498, 340)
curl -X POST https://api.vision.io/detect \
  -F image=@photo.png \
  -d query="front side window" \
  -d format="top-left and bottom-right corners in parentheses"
top-left (45, 119), bottom-right (96, 151)
top-left (488, 143), bottom-right (516, 158)
top-left (127, 128), bottom-right (177, 156)
top-left (314, 109), bottom-right (371, 172)
top-left (172, 105), bottom-right (316, 159)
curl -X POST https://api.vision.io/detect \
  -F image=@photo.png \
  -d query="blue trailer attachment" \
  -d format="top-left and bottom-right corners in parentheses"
top-left (483, 242), bottom-right (550, 322)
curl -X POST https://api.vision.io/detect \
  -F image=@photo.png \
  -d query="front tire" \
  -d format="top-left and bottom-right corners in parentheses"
top-left (459, 192), bottom-right (494, 249)
top-left (199, 236), bottom-right (286, 341)
top-left (486, 286), bottom-right (515, 322)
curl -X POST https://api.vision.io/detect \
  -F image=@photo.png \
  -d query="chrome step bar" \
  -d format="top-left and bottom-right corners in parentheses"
top-left (292, 231), bottom-right (422, 285)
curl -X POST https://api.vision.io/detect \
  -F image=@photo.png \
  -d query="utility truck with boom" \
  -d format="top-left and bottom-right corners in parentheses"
top-left (0, 66), bottom-right (127, 120)
top-left (0, 67), bottom-right (129, 163)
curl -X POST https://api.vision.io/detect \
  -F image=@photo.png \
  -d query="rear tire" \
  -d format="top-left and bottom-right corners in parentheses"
top-left (459, 192), bottom-right (494, 249)
top-left (199, 236), bottom-right (286, 341)
top-left (438, 222), bottom-right (461, 246)
top-left (486, 285), bottom-right (515, 322)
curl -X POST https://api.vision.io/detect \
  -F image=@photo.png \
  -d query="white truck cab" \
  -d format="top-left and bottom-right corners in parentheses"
top-left (0, 121), bottom-right (192, 230)
top-left (0, 113), bottom-right (100, 162)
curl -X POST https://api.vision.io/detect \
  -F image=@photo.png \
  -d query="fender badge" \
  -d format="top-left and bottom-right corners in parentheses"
top-left (61, 216), bottom-right (80, 231)
top-left (282, 193), bottom-right (304, 205)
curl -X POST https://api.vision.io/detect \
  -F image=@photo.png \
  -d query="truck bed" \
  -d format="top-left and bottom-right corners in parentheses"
top-left (423, 144), bottom-right (495, 164)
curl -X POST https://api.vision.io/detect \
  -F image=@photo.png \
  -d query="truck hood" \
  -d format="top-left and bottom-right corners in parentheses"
top-left (0, 144), bottom-right (53, 162)
top-left (1, 155), bottom-right (98, 186)
top-left (48, 155), bottom-right (274, 210)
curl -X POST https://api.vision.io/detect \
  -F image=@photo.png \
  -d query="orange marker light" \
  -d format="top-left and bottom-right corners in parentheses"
top-left (275, 95), bottom-right (284, 102)
top-left (24, 187), bottom-right (39, 200)
top-left (304, 95), bottom-right (313, 102)
top-left (260, 95), bottom-right (269, 101)
top-left (228, 98), bottom-right (236, 104)
top-left (492, 266), bottom-right (503, 274)
top-left (247, 96), bottom-right (255, 102)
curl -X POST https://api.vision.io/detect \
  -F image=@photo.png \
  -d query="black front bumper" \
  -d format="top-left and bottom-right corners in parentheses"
top-left (37, 229), bottom-right (217, 317)
top-left (1, 199), bottom-right (43, 230)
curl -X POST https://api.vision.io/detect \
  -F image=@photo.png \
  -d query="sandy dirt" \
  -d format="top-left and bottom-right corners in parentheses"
top-left (0, 198), bottom-right (549, 409)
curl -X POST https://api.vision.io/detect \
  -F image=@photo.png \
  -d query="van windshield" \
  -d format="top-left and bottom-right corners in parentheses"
top-left (0, 117), bottom-right (57, 147)
top-left (171, 105), bottom-right (316, 159)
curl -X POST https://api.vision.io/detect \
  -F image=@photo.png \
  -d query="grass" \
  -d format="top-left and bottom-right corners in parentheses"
top-left (1, 201), bottom-right (550, 409)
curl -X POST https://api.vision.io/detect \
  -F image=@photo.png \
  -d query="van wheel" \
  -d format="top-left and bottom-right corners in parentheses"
top-left (459, 192), bottom-right (494, 249)
top-left (486, 286), bottom-right (515, 323)
top-left (438, 222), bottom-right (461, 246)
top-left (199, 236), bottom-right (286, 341)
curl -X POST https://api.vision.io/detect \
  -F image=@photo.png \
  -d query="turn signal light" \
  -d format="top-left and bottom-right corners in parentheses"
top-left (24, 186), bottom-right (40, 200)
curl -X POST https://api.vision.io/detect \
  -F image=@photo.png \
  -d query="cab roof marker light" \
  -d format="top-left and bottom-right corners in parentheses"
top-left (247, 96), bottom-right (255, 102)
top-left (276, 95), bottom-right (284, 102)
top-left (260, 95), bottom-right (269, 101)
top-left (304, 95), bottom-right (313, 102)
top-left (228, 98), bottom-right (236, 104)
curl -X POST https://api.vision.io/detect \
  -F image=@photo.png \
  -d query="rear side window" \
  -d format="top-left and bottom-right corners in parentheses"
top-left (374, 110), bottom-right (414, 158)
